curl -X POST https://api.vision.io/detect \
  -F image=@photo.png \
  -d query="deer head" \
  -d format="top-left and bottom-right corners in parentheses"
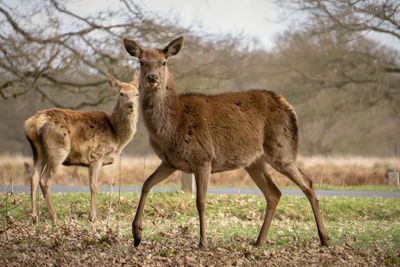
top-left (123, 36), bottom-right (184, 93)
top-left (107, 73), bottom-right (139, 113)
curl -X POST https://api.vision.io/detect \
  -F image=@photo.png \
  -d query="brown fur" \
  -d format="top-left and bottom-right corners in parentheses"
top-left (124, 36), bottom-right (329, 248)
top-left (24, 73), bottom-right (139, 223)
top-left (141, 88), bottom-right (299, 173)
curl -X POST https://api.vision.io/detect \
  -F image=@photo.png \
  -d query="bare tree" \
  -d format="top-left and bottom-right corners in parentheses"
top-left (281, 0), bottom-right (400, 73)
top-left (246, 25), bottom-right (400, 156)
top-left (0, 0), bottom-right (243, 108)
top-left (270, 30), bottom-right (392, 92)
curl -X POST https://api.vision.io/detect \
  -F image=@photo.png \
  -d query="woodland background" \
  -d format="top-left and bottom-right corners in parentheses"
top-left (1, 0), bottom-right (399, 157)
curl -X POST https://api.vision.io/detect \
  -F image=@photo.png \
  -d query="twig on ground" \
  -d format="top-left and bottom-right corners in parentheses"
top-left (0, 199), bottom-right (23, 214)
top-left (116, 153), bottom-right (122, 237)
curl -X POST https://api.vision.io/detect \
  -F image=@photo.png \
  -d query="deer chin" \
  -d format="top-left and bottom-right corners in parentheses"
top-left (145, 82), bottom-right (159, 91)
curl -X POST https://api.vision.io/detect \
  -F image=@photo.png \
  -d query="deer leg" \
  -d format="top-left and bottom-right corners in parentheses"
top-left (38, 150), bottom-right (66, 223)
top-left (245, 162), bottom-right (281, 247)
top-left (132, 162), bottom-right (176, 247)
top-left (39, 171), bottom-right (58, 224)
top-left (30, 164), bottom-right (41, 224)
top-left (38, 123), bottom-right (69, 222)
top-left (88, 161), bottom-right (102, 222)
top-left (272, 160), bottom-right (329, 246)
top-left (194, 162), bottom-right (211, 248)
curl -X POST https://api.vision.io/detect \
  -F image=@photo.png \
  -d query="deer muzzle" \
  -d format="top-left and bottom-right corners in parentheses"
top-left (145, 73), bottom-right (159, 89)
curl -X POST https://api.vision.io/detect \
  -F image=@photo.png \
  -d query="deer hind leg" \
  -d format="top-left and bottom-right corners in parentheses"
top-left (269, 159), bottom-right (329, 246)
top-left (40, 147), bottom-right (69, 224)
top-left (88, 161), bottom-right (102, 222)
top-left (39, 123), bottom-right (70, 223)
top-left (193, 162), bottom-right (211, 248)
top-left (27, 137), bottom-right (42, 224)
top-left (132, 162), bottom-right (176, 247)
top-left (31, 151), bottom-right (66, 224)
top-left (30, 161), bottom-right (41, 224)
top-left (245, 161), bottom-right (281, 247)
top-left (29, 140), bottom-right (49, 224)
top-left (39, 164), bottom-right (61, 224)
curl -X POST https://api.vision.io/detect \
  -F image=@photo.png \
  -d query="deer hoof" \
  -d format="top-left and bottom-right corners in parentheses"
top-left (88, 214), bottom-right (96, 223)
top-left (133, 227), bottom-right (142, 247)
top-left (320, 238), bottom-right (329, 247)
top-left (253, 242), bottom-right (262, 248)
top-left (133, 236), bottom-right (142, 247)
top-left (31, 214), bottom-right (38, 224)
top-left (319, 232), bottom-right (330, 246)
top-left (198, 240), bottom-right (208, 249)
top-left (253, 239), bottom-right (266, 247)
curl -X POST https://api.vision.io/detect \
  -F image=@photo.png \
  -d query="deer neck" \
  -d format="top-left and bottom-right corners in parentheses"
top-left (140, 80), bottom-right (180, 142)
top-left (109, 100), bottom-right (138, 149)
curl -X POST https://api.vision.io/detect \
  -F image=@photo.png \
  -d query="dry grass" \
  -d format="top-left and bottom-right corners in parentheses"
top-left (1, 192), bottom-right (399, 266)
top-left (0, 154), bottom-right (399, 187)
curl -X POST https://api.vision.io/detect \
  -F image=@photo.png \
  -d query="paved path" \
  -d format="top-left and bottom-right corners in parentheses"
top-left (1, 185), bottom-right (399, 198)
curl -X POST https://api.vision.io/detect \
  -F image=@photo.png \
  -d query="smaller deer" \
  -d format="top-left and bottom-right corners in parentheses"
top-left (24, 73), bottom-right (139, 223)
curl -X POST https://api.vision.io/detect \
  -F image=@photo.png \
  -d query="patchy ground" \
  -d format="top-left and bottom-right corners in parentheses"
top-left (1, 192), bottom-right (399, 266)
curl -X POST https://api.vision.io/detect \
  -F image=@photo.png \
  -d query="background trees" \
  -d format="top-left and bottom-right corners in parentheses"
top-left (1, 0), bottom-right (399, 156)
top-left (273, 0), bottom-right (400, 155)
top-left (0, 0), bottom-right (243, 107)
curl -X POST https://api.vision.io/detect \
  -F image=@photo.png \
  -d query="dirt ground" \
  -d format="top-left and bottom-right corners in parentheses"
top-left (0, 220), bottom-right (395, 267)
top-left (1, 192), bottom-right (399, 266)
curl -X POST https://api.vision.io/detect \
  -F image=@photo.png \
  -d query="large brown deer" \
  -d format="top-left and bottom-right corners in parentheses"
top-left (24, 73), bottom-right (139, 223)
top-left (123, 36), bottom-right (329, 248)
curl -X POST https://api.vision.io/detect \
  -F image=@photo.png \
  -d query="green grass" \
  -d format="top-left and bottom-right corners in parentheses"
top-left (265, 184), bottom-right (400, 192)
top-left (1, 192), bottom-right (399, 265)
top-left (1, 192), bottom-right (399, 241)
top-left (312, 184), bottom-right (400, 192)
top-left (113, 182), bottom-right (400, 192)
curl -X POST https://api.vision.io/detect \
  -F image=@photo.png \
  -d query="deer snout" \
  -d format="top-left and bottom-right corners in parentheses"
top-left (146, 73), bottom-right (159, 83)
top-left (127, 101), bottom-right (135, 109)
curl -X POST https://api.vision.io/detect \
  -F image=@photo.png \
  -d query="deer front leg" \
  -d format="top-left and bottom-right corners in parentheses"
top-left (194, 162), bottom-right (211, 248)
top-left (132, 162), bottom-right (176, 247)
top-left (89, 161), bottom-right (102, 222)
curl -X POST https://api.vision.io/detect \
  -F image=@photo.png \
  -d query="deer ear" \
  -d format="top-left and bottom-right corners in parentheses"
top-left (107, 73), bottom-right (121, 90)
top-left (163, 36), bottom-right (184, 58)
top-left (124, 38), bottom-right (143, 58)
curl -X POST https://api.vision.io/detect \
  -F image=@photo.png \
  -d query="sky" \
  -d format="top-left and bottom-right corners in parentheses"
top-left (22, 0), bottom-right (400, 51)
top-left (137, 0), bottom-right (288, 49)
top-left (61, 0), bottom-right (290, 50)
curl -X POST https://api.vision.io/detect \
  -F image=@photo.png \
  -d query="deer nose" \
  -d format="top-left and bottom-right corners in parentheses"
top-left (127, 101), bottom-right (134, 108)
top-left (146, 73), bottom-right (158, 83)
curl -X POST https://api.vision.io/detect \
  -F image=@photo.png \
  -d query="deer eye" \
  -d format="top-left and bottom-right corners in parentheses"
top-left (120, 92), bottom-right (125, 96)
top-left (162, 61), bottom-right (167, 66)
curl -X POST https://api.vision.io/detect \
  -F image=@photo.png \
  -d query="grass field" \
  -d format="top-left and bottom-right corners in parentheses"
top-left (1, 192), bottom-right (399, 266)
